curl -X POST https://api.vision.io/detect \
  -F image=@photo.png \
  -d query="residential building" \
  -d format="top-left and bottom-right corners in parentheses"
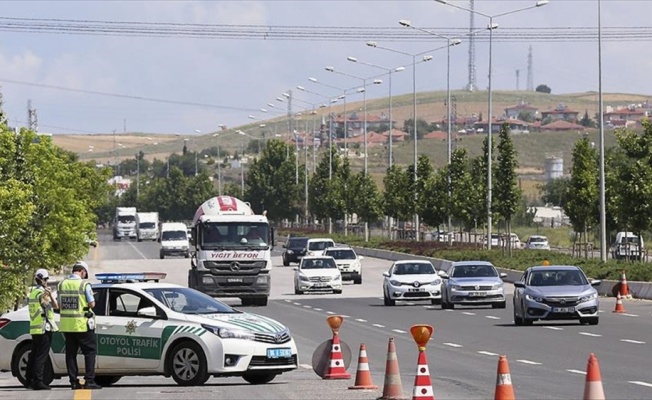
top-left (541, 104), bottom-right (579, 123)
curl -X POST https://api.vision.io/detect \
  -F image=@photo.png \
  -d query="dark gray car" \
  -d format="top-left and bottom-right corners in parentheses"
top-left (282, 237), bottom-right (309, 266)
top-left (440, 261), bottom-right (507, 309)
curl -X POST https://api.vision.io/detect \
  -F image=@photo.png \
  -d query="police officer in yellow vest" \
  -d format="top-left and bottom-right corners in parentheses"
top-left (25, 268), bottom-right (58, 391)
top-left (58, 261), bottom-right (101, 390)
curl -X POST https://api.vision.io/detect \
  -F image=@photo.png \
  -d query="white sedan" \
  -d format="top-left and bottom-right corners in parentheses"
top-left (382, 260), bottom-right (442, 306)
top-left (293, 256), bottom-right (342, 294)
top-left (0, 273), bottom-right (298, 388)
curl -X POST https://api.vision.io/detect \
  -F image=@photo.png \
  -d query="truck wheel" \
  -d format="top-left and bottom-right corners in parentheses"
top-left (168, 341), bottom-right (209, 386)
top-left (188, 271), bottom-right (197, 289)
top-left (353, 276), bottom-right (362, 285)
top-left (253, 296), bottom-right (268, 306)
top-left (241, 298), bottom-right (253, 307)
top-left (185, 252), bottom-right (190, 258)
top-left (137, 238), bottom-right (142, 242)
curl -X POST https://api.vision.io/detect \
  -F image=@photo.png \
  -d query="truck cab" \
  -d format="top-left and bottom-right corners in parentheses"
top-left (113, 207), bottom-right (137, 240)
top-left (136, 212), bottom-right (160, 242)
top-left (159, 222), bottom-right (190, 259)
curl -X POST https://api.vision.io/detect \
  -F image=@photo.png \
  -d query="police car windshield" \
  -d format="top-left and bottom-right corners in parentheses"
top-left (144, 287), bottom-right (239, 314)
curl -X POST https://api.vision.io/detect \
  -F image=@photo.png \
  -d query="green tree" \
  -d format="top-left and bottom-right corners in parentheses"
top-left (420, 166), bottom-right (449, 231)
top-left (564, 138), bottom-right (598, 242)
top-left (403, 118), bottom-right (431, 140)
top-left (415, 155), bottom-right (434, 229)
top-left (517, 110), bottom-right (535, 123)
top-left (245, 139), bottom-right (299, 223)
top-left (449, 148), bottom-right (476, 230)
top-left (309, 146), bottom-right (345, 229)
top-left (579, 110), bottom-right (595, 128)
top-left (535, 84), bottom-right (552, 94)
top-left (382, 164), bottom-right (412, 224)
top-left (537, 177), bottom-right (570, 207)
top-left (494, 123), bottom-right (522, 255)
top-left (351, 172), bottom-right (383, 241)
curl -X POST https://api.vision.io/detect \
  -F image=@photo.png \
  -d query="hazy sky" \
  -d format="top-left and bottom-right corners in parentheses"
top-left (0, 0), bottom-right (649, 135)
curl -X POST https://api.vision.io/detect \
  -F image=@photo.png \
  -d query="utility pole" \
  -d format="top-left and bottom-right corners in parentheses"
top-left (27, 100), bottom-right (38, 132)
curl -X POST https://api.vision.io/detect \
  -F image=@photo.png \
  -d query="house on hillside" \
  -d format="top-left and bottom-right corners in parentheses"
top-left (331, 112), bottom-right (392, 138)
top-left (505, 100), bottom-right (538, 120)
top-left (603, 104), bottom-right (650, 128)
top-left (541, 104), bottom-right (580, 123)
top-left (473, 117), bottom-right (529, 134)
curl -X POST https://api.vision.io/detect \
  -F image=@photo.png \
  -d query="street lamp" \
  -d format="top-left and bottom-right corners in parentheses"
top-left (346, 57), bottom-right (405, 168)
top-left (213, 133), bottom-right (222, 195)
top-left (366, 41), bottom-right (454, 241)
top-left (435, 0), bottom-right (549, 249)
top-left (597, 0), bottom-right (606, 261)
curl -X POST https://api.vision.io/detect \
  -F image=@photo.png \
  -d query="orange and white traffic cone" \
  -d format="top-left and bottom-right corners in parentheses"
top-left (349, 343), bottom-right (378, 390)
top-left (411, 350), bottom-right (434, 400)
top-left (620, 270), bottom-right (632, 299)
top-left (378, 337), bottom-right (408, 400)
top-left (494, 355), bottom-right (515, 400)
top-left (613, 292), bottom-right (626, 313)
top-left (323, 334), bottom-right (351, 379)
top-left (583, 353), bottom-right (605, 400)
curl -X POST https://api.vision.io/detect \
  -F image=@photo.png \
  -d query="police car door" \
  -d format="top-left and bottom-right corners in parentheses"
top-left (96, 288), bottom-right (165, 371)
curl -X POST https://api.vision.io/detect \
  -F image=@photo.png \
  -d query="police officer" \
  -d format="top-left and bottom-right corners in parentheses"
top-left (58, 261), bottom-right (101, 390)
top-left (25, 268), bottom-right (58, 390)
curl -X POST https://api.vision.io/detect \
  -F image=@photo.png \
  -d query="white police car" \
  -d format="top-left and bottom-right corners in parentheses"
top-left (0, 273), bottom-right (298, 387)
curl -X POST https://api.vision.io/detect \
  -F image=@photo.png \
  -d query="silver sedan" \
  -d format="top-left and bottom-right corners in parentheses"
top-left (440, 261), bottom-right (507, 309)
top-left (513, 265), bottom-right (601, 326)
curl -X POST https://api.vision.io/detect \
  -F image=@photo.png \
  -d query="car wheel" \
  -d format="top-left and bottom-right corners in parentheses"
top-left (12, 343), bottom-right (54, 387)
top-left (160, 252), bottom-right (165, 259)
top-left (430, 299), bottom-right (441, 305)
top-left (137, 238), bottom-right (142, 242)
top-left (333, 290), bottom-right (343, 295)
top-left (184, 252), bottom-right (190, 259)
top-left (353, 276), bottom-right (362, 285)
top-left (283, 259), bottom-right (290, 267)
top-left (383, 289), bottom-right (395, 306)
top-left (514, 313), bottom-right (523, 326)
top-left (492, 301), bottom-right (507, 309)
top-left (94, 376), bottom-right (122, 386)
top-left (168, 341), bottom-right (209, 386)
top-left (242, 372), bottom-right (278, 385)
top-left (294, 286), bottom-right (303, 295)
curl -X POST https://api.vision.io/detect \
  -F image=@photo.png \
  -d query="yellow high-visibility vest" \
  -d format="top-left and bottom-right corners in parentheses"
top-left (28, 288), bottom-right (57, 335)
top-left (58, 279), bottom-right (90, 332)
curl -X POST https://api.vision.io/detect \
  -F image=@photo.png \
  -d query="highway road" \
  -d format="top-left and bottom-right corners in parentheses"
top-left (1, 231), bottom-right (651, 399)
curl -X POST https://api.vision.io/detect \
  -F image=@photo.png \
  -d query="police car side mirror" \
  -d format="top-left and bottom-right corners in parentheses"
top-left (138, 307), bottom-right (158, 318)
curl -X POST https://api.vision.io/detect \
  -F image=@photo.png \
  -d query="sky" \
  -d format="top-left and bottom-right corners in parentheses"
top-left (0, 0), bottom-right (650, 136)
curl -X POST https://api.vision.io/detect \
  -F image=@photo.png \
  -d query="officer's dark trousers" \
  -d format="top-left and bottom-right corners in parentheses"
top-left (26, 331), bottom-right (53, 384)
top-left (64, 331), bottom-right (96, 384)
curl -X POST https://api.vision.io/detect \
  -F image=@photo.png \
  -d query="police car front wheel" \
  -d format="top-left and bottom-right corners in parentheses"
top-left (12, 343), bottom-right (54, 387)
top-left (168, 341), bottom-right (209, 386)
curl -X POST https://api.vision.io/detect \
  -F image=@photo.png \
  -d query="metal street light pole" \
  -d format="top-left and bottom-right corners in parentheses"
top-left (598, 0), bottom-right (607, 261)
top-left (436, 0), bottom-right (549, 249)
top-left (213, 133), bottom-right (222, 195)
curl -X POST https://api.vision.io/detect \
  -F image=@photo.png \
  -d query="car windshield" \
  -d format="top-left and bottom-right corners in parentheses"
top-left (325, 249), bottom-right (356, 260)
top-left (529, 237), bottom-right (547, 243)
top-left (451, 265), bottom-right (497, 278)
top-left (301, 258), bottom-right (337, 269)
top-left (144, 287), bottom-right (239, 314)
top-left (527, 269), bottom-right (588, 286)
top-left (393, 263), bottom-right (435, 275)
top-left (200, 222), bottom-right (270, 250)
top-left (162, 230), bottom-right (187, 241)
top-left (288, 238), bottom-right (308, 248)
top-left (139, 222), bottom-right (156, 229)
top-left (308, 241), bottom-right (333, 251)
top-left (620, 236), bottom-right (639, 244)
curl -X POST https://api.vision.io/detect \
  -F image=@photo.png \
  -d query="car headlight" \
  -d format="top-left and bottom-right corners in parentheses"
top-left (491, 283), bottom-right (503, 290)
top-left (449, 285), bottom-right (461, 291)
top-left (287, 250), bottom-right (294, 254)
top-left (352, 261), bottom-right (361, 269)
top-left (389, 280), bottom-right (402, 286)
top-left (580, 292), bottom-right (598, 302)
top-left (431, 279), bottom-right (442, 285)
top-left (298, 274), bottom-right (310, 282)
top-left (525, 294), bottom-right (544, 302)
top-left (201, 325), bottom-right (255, 341)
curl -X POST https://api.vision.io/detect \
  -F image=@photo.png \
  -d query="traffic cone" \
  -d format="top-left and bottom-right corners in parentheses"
top-left (323, 334), bottom-right (351, 379)
top-left (613, 292), bottom-right (626, 313)
top-left (349, 343), bottom-right (378, 390)
top-left (620, 270), bottom-right (632, 299)
top-left (411, 350), bottom-right (434, 400)
top-left (494, 355), bottom-right (515, 400)
top-left (583, 353), bottom-right (605, 400)
top-left (378, 338), bottom-right (408, 400)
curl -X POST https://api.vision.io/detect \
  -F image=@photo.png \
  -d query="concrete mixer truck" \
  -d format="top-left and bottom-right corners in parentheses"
top-left (188, 196), bottom-right (275, 306)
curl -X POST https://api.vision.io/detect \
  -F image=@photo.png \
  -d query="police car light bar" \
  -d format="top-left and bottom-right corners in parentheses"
top-left (95, 272), bottom-right (167, 284)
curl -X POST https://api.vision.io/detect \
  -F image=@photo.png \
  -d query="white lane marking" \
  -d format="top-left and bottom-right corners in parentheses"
top-left (293, 302), bottom-right (301, 306)
top-left (567, 369), bottom-right (587, 375)
top-left (485, 316), bottom-right (500, 320)
top-left (300, 363), bottom-right (312, 370)
top-left (622, 313), bottom-right (639, 317)
top-left (423, 306), bottom-right (437, 309)
top-left (326, 311), bottom-right (335, 315)
top-left (406, 303), bottom-right (415, 306)
top-left (462, 312), bottom-right (476, 316)
top-left (313, 308), bottom-right (323, 311)
top-left (544, 326), bottom-right (564, 331)
top-left (629, 381), bottom-right (652, 388)
top-left (621, 339), bottom-right (646, 344)
top-left (303, 305), bottom-right (312, 309)
top-left (341, 315), bottom-right (350, 318)
top-left (372, 324), bottom-right (385, 328)
top-left (579, 332), bottom-right (602, 337)
top-left (443, 309), bottom-right (454, 312)
top-left (517, 359), bottom-right (542, 365)
top-left (377, 297), bottom-right (384, 300)
top-left (443, 343), bottom-right (463, 348)
top-left (392, 329), bottom-right (407, 334)
top-left (478, 351), bottom-right (499, 356)
top-left (284, 299), bottom-right (292, 303)
top-left (355, 318), bottom-right (367, 322)
top-left (127, 241), bottom-right (149, 259)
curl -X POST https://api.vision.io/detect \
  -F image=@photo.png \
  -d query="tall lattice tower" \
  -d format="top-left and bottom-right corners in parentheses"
top-left (0, 85), bottom-right (7, 125)
top-left (27, 99), bottom-right (38, 132)
top-left (527, 45), bottom-right (534, 91)
top-left (466, 0), bottom-right (477, 91)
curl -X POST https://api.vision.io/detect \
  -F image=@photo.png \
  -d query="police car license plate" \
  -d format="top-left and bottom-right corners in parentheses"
top-left (552, 307), bottom-right (574, 313)
top-left (267, 348), bottom-right (292, 358)
top-left (469, 292), bottom-right (487, 297)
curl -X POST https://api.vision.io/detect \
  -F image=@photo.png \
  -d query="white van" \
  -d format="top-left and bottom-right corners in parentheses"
top-left (159, 222), bottom-right (190, 259)
top-left (306, 238), bottom-right (335, 256)
top-left (136, 212), bottom-right (159, 242)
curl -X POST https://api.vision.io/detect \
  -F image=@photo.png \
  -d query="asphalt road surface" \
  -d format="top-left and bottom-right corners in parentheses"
top-left (1, 231), bottom-right (651, 399)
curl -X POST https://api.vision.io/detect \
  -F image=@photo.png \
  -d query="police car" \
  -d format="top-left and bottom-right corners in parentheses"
top-left (0, 273), bottom-right (298, 387)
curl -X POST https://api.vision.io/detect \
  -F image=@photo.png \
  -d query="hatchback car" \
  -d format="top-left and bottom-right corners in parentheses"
top-left (0, 273), bottom-right (298, 388)
top-left (525, 235), bottom-right (551, 250)
top-left (513, 265), bottom-right (601, 326)
top-left (440, 261), bottom-right (507, 309)
top-left (382, 260), bottom-right (442, 306)
top-left (293, 256), bottom-right (342, 294)
top-left (282, 236), bottom-right (309, 266)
